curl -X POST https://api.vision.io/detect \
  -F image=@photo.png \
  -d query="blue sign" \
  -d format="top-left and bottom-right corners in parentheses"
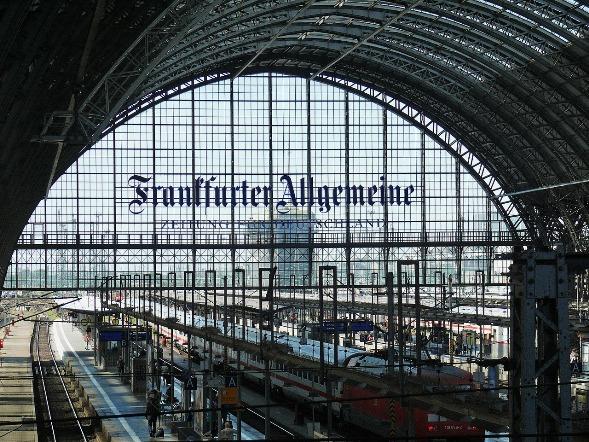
top-left (321, 320), bottom-right (373, 333)
top-left (349, 320), bottom-right (374, 332)
top-left (99, 330), bottom-right (125, 341)
top-left (321, 321), bottom-right (347, 333)
top-left (98, 330), bottom-right (148, 342)
top-left (184, 375), bottom-right (198, 390)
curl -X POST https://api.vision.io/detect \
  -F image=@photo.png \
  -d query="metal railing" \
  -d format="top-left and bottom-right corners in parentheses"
top-left (17, 229), bottom-right (522, 246)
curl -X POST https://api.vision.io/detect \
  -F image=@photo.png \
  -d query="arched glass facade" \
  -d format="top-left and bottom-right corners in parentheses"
top-left (5, 74), bottom-right (523, 292)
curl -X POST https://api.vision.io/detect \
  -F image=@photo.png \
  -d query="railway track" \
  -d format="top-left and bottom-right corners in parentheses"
top-left (32, 321), bottom-right (95, 442)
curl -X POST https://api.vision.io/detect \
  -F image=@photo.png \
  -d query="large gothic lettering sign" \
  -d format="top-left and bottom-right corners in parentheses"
top-left (128, 174), bottom-right (415, 214)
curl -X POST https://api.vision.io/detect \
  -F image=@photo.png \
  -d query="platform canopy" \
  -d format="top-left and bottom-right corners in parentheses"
top-left (0, 1), bottom-right (588, 284)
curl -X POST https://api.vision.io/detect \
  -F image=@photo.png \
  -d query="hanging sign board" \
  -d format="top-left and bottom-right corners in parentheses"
top-left (220, 387), bottom-right (239, 405)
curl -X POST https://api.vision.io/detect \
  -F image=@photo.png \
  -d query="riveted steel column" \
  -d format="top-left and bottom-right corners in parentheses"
top-left (386, 272), bottom-right (395, 375)
top-left (259, 266), bottom-right (276, 440)
top-left (319, 265), bottom-right (337, 437)
top-left (511, 249), bottom-right (572, 442)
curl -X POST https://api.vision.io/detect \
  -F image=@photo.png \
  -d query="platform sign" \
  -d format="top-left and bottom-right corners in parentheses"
top-left (220, 387), bottom-right (239, 405)
top-left (98, 330), bottom-right (148, 342)
top-left (224, 375), bottom-right (238, 388)
top-left (321, 320), bottom-right (374, 333)
top-left (99, 330), bottom-right (125, 341)
top-left (349, 320), bottom-right (374, 332)
top-left (184, 375), bottom-right (198, 390)
top-left (320, 321), bottom-right (347, 333)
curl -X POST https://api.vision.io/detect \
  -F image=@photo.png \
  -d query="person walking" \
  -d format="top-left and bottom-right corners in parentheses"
top-left (145, 388), bottom-right (161, 437)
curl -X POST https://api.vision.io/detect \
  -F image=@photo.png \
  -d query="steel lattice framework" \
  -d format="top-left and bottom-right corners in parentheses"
top-left (69, 0), bottom-right (589, 248)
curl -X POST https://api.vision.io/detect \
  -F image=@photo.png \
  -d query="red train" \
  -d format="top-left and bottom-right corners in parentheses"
top-left (339, 352), bottom-right (484, 440)
top-left (198, 336), bottom-right (485, 440)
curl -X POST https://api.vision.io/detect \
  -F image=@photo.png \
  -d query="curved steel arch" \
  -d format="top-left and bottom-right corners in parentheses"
top-left (140, 6), bottom-right (587, 180)
top-left (142, 37), bottom-right (547, 191)
top-left (74, 0), bottom-right (589, 246)
top-left (313, 74), bottom-right (527, 239)
top-left (106, 28), bottom-right (546, 192)
top-left (143, 22), bottom-right (585, 183)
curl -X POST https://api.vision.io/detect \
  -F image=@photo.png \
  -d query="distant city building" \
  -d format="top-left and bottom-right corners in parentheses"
top-left (245, 208), bottom-right (315, 287)
top-left (275, 209), bottom-right (315, 287)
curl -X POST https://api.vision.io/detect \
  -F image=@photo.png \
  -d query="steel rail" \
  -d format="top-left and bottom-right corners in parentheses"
top-left (47, 326), bottom-right (88, 442)
top-left (35, 322), bottom-right (57, 442)
top-left (35, 321), bottom-right (88, 442)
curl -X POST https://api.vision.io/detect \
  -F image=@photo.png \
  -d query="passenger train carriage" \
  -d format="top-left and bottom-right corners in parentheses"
top-left (153, 301), bottom-right (485, 441)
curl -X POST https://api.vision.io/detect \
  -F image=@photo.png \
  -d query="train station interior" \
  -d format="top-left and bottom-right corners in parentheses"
top-left (0, 1), bottom-right (588, 441)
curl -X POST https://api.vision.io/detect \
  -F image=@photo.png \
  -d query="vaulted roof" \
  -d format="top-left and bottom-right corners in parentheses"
top-left (1, 0), bottom-right (588, 283)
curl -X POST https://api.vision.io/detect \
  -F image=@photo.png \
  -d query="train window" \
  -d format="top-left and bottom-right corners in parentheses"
top-left (427, 414), bottom-right (448, 422)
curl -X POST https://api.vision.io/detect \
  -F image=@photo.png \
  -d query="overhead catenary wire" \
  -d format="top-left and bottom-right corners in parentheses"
top-left (0, 299), bottom-right (81, 329)
top-left (0, 424), bottom-right (23, 440)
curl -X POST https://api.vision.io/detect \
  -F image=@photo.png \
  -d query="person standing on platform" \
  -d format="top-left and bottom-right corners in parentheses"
top-left (455, 334), bottom-right (463, 355)
top-left (117, 356), bottom-right (125, 380)
top-left (218, 420), bottom-right (235, 440)
top-left (145, 388), bottom-right (161, 437)
top-left (85, 326), bottom-right (92, 350)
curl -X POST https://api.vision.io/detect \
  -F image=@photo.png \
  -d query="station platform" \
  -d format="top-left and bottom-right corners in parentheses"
top-left (50, 320), bottom-right (178, 441)
top-left (0, 319), bottom-right (37, 442)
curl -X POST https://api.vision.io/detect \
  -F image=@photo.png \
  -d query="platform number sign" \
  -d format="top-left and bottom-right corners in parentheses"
top-left (221, 375), bottom-right (239, 405)
top-left (224, 375), bottom-right (237, 388)
top-left (184, 375), bottom-right (198, 390)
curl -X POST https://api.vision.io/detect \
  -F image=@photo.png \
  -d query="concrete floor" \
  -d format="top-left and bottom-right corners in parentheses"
top-left (0, 318), bottom-right (37, 442)
top-left (51, 320), bottom-right (178, 441)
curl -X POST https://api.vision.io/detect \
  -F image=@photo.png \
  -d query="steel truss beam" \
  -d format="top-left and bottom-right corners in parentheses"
top-left (12, 238), bottom-right (526, 249)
